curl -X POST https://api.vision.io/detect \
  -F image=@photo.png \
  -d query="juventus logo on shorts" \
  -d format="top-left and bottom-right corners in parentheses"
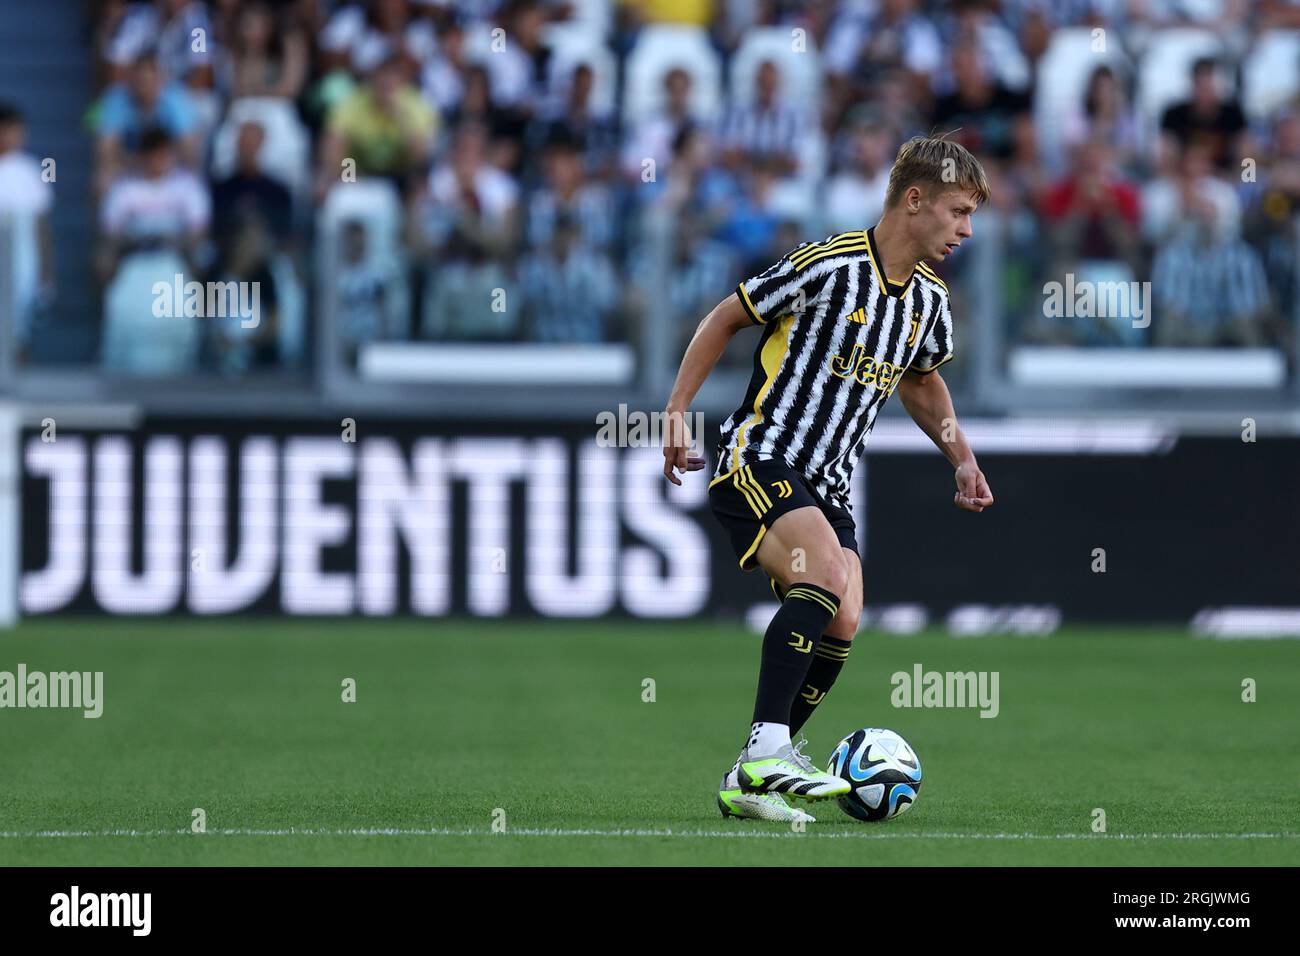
top-left (771, 480), bottom-right (793, 499)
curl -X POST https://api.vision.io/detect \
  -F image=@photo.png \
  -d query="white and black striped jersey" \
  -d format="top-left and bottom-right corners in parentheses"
top-left (714, 227), bottom-right (955, 510)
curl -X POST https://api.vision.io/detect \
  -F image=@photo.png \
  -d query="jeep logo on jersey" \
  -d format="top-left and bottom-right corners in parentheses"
top-left (828, 344), bottom-right (905, 394)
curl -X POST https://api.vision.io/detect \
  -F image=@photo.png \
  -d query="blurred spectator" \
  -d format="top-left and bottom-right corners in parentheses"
top-left (1042, 139), bottom-right (1142, 269)
top-left (212, 121), bottom-right (293, 251)
top-left (420, 15), bottom-right (470, 114)
top-left (1158, 57), bottom-right (1249, 175)
top-left (532, 62), bottom-right (621, 180)
top-left (1062, 65), bottom-right (1142, 172)
top-left (519, 214), bottom-right (620, 342)
top-left (101, 0), bottom-right (215, 86)
top-left (54, 0), bottom-right (1300, 374)
top-left (1143, 142), bottom-right (1241, 245)
top-left (825, 0), bottom-right (942, 107)
top-left (621, 66), bottom-right (695, 192)
top-left (1037, 138), bottom-right (1143, 344)
top-left (871, 67), bottom-right (928, 140)
top-left (94, 53), bottom-right (201, 191)
top-left (423, 258), bottom-right (520, 341)
top-left (1152, 205), bottom-right (1272, 347)
top-left (446, 64), bottom-right (530, 173)
top-left (207, 217), bottom-right (283, 373)
top-left (227, 1), bottom-right (309, 100)
top-left (97, 127), bottom-right (210, 281)
top-left (319, 0), bottom-right (438, 75)
top-left (1003, 107), bottom-right (1049, 211)
top-left (526, 128), bottom-right (616, 252)
top-left (824, 111), bottom-right (893, 234)
top-left (1244, 109), bottom-right (1300, 323)
top-left (657, 125), bottom-right (739, 247)
top-left (414, 120), bottom-right (520, 261)
top-left (715, 167), bottom-right (793, 272)
top-left (97, 128), bottom-right (210, 374)
top-left (481, 1), bottom-right (552, 114)
top-left (930, 39), bottom-right (1031, 161)
top-left (716, 60), bottom-right (805, 178)
top-left (317, 52), bottom-right (438, 196)
top-left (945, 0), bottom-right (1031, 93)
top-left (0, 104), bottom-right (55, 356)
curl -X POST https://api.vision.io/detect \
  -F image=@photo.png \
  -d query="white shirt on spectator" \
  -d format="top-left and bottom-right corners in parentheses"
top-left (1141, 175), bottom-right (1240, 245)
top-left (427, 165), bottom-right (520, 229)
top-left (0, 150), bottom-right (52, 216)
top-left (0, 150), bottom-right (54, 330)
top-left (621, 113), bottom-right (689, 181)
top-left (101, 170), bottom-right (211, 240)
top-left (477, 43), bottom-right (539, 109)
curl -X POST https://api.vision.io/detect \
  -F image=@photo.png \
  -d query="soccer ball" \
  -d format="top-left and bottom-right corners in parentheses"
top-left (827, 728), bottom-right (922, 821)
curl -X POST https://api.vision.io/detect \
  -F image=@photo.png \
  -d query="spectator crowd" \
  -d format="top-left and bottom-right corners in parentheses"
top-left (4, 0), bottom-right (1300, 375)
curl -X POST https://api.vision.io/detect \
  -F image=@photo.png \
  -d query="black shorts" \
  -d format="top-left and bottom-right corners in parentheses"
top-left (708, 457), bottom-right (858, 573)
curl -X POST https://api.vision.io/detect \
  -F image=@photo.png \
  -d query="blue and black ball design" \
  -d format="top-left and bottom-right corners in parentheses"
top-left (827, 728), bottom-right (923, 821)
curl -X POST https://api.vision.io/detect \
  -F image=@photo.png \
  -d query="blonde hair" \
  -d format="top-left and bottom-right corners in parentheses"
top-left (884, 135), bottom-right (991, 209)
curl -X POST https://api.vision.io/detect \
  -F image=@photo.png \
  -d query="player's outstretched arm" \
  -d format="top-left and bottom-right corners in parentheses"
top-left (662, 293), bottom-right (752, 485)
top-left (896, 369), bottom-right (994, 513)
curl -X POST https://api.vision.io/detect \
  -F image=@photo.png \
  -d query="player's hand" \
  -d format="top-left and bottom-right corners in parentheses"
top-left (662, 409), bottom-right (707, 485)
top-left (954, 461), bottom-right (994, 512)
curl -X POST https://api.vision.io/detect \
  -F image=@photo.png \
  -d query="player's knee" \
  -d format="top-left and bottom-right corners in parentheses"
top-left (805, 550), bottom-right (849, 599)
top-left (825, 600), bottom-right (861, 641)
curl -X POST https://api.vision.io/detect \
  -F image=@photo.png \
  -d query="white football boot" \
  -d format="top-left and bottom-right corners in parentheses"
top-left (736, 736), bottom-right (850, 802)
top-left (717, 769), bottom-right (816, 823)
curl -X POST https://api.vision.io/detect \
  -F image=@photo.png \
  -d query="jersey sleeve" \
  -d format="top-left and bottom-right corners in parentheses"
top-left (908, 293), bottom-right (955, 373)
top-left (736, 247), bottom-right (830, 326)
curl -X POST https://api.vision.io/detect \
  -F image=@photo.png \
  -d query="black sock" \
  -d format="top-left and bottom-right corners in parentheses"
top-left (752, 583), bottom-right (840, 724)
top-left (789, 635), bottom-right (853, 735)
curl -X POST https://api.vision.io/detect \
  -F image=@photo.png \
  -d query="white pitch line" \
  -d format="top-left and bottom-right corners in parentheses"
top-left (0, 828), bottom-right (1296, 841)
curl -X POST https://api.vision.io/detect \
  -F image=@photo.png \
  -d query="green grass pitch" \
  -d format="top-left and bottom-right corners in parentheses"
top-left (0, 618), bottom-right (1296, 866)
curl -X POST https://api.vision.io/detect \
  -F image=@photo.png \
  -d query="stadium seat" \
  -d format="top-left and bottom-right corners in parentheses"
top-left (728, 27), bottom-right (822, 112)
top-left (316, 179), bottom-right (408, 353)
top-left (1243, 31), bottom-right (1300, 124)
top-left (1136, 29), bottom-right (1227, 137)
top-left (1033, 28), bottom-right (1131, 170)
top-left (316, 178), bottom-right (405, 264)
top-left (546, 0), bottom-right (611, 41)
top-left (543, 22), bottom-right (618, 117)
top-left (209, 97), bottom-right (312, 199)
top-left (101, 251), bottom-right (200, 375)
top-left (622, 25), bottom-right (723, 125)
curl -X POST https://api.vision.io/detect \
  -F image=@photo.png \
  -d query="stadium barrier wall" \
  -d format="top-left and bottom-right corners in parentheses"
top-left (16, 416), bottom-right (1299, 629)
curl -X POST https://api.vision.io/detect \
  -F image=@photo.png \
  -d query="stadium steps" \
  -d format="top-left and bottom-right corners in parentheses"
top-left (0, 0), bottom-right (98, 363)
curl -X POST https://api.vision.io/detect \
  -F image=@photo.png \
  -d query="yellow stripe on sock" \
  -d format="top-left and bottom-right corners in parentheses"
top-left (785, 587), bottom-right (839, 616)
